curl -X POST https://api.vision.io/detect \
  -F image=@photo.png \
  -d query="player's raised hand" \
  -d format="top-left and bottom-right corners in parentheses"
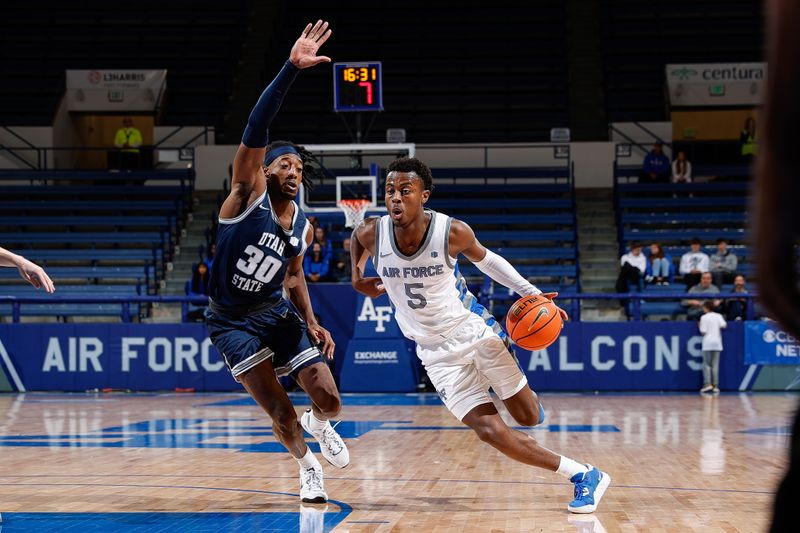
top-left (308, 323), bottom-right (335, 359)
top-left (16, 256), bottom-right (55, 293)
top-left (289, 20), bottom-right (332, 69)
top-left (541, 291), bottom-right (569, 321)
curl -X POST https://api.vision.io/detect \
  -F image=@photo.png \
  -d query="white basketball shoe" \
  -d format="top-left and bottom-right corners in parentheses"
top-left (300, 409), bottom-right (350, 468)
top-left (299, 465), bottom-right (328, 504)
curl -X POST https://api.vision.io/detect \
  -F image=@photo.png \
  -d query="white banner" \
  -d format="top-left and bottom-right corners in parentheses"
top-left (65, 69), bottom-right (167, 112)
top-left (666, 63), bottom-right (766, 107)
top-left (66, 69), bottom-right (167, 90)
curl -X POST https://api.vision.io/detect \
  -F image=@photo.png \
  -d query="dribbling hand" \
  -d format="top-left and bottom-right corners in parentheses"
top-left (541, 291), bottom-right (569, 321)
top-left (289, 20), bottom-right (332, 69)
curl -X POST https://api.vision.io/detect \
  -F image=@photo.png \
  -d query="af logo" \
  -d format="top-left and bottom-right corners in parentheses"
top-left (357, 297), bottom-right (394, 333)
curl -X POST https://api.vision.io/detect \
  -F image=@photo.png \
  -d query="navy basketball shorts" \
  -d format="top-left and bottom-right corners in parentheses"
top-left (205, 299), bottom-right (324, 382)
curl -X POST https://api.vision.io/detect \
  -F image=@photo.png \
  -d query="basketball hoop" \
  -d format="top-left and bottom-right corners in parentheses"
top-left (337, 199), bottom-right (372, 228)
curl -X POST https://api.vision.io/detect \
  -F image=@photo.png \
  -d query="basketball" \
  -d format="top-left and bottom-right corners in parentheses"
top-left (505, 294), bottom-right (563, 350)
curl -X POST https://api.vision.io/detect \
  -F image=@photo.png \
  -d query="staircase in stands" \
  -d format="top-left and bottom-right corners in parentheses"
top-left (575, 188), bottom-right (625, 321)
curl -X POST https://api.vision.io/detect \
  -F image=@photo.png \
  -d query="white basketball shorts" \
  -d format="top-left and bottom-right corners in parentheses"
top-left (417, 313), bottom-right (528, 421)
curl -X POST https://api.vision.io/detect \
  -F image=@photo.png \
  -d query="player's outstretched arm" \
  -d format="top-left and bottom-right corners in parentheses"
top-left (0, 247), bottom-right (55, 293)
top-left (350, 217), bottom-right (385, 298)
top-left (448, 219), bottom-right (568, 320)
top-left (283, 230), bottom-right (335, 359)
top-left (221, 20), bottom-right (332, 219)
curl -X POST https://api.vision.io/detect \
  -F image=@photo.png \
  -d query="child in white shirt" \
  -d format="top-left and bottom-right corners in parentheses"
top-left (699, 300), bottom-right (727, 393)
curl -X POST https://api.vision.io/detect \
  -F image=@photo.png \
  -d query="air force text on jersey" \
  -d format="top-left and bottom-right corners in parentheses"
top-left (381, 264), bottom-right (445, 279)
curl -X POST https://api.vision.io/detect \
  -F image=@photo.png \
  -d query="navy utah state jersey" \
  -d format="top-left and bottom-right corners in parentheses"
top-left (208, 190), bottom-right (310, 308)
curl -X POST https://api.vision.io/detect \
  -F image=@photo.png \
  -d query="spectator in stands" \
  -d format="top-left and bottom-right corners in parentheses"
top-left (113, 117), bottom-right (143, 170)
top-left (314, 226), bottom-right (333, 262)
top-left (740, 117), bottom-right (758, 165)
top-left (304, 242), bottom-right (330, 283)
top-left (639, 141), bottom-right (671, 183)
top-left (699, 300), bottom-right (726, 394)
top-left (186, 262), bottom-right (210, 297)
top-left (616, 241), bottom-right (646, 294)
top-left (0, 246), bottom-right (55, 293)
top-left (725, 274), bottom-right (749, 321)
top-left (185, 262), bottom-right (210, 321)
top-left (709, 238), bottom-right (738, 288)
top-left (203, 243), bottom-right (216, 270)
top-left (671, 151), bottom-right (692, 183)
top-left (334, 238), bottom-right (353, 282)
top-left (645, 242), bottom-right (671, 285)
top-left (682, 272), bottom-right (721, 320)
top-left (679, 237), bottom-right (710, 288)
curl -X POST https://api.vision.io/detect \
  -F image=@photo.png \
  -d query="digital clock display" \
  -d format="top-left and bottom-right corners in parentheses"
top-left (333, 62), bottom-right (383, 112)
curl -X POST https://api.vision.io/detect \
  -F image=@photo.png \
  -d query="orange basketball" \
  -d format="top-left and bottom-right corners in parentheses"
top-left (505, 294), bottom-right (563, 350)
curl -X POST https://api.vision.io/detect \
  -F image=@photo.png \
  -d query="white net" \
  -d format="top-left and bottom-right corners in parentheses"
top-left (338, 199), bottom-right (372, 228)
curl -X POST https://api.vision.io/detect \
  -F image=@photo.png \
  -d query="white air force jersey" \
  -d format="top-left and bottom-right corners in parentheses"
top-left (373, 211), bottom-right (472, 343)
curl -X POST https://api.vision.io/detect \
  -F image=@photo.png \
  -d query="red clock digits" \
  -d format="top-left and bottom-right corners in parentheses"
top-left (358, 81), bottom-right (373, 104)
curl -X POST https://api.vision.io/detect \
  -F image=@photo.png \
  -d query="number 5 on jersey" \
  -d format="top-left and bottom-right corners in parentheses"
top-left (405, 282), bottom-right (427, 309)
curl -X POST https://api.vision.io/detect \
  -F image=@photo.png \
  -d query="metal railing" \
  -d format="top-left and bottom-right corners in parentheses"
top-left (0, 145), bottom-right (195, 171)
top-left (0, 292), bottom-right (760, 324)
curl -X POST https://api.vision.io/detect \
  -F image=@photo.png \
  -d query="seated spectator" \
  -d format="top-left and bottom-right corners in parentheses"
top-left (671, 151), bottom-right (692, 183)
top-left (304, 242), bottom-right (330, 283)
top-left (639, 141), bottom-right (671, 183)
top-left (314, 226), bottom-right (333, 263)
top-left (203, 243), bottom-right (216, 270)
top-left (682, 272), bottom-right (722, 320)
top-left (709, 238), bottom-right (738, 287)
top-left (185, 262), bottom-right (210, 321)
top-left (186, 262), bottom-right (210, 297)
top-left (725, 274), bottom-right (749, 321)
top-left (679, 237), bottom-right (710, 288)
top-left (645, 242), bottom-right (672, 285)
top-left (334, 238), bottom-right (353, 282)
top-left (616, 241), bottom-right (646, 294)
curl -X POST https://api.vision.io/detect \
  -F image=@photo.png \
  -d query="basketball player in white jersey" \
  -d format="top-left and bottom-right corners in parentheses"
top-left (350, 157), bottom-right (611, 513)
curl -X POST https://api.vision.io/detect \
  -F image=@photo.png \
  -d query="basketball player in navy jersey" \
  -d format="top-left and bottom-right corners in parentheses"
top-left (205, 20), bottom-right (348, 504)
top-left (351, 157), bottom-right (611, 513)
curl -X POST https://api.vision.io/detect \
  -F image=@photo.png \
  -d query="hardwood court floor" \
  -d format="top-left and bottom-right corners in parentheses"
top-left (0, 391), bottom-right (794, 532)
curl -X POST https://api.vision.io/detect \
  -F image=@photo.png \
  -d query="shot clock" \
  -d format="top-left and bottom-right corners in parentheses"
top-left (333, 62), bottom-right (383, 112)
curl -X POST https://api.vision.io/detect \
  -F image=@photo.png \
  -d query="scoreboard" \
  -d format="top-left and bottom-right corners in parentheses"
top-left (333, 62), bottom-right (383, 112)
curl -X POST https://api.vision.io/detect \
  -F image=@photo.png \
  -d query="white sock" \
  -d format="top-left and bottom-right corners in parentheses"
top-left (296, 447), bottom-right (321, 470)
top-left (306, 410), bottom-right (328, 432)
top-left (557, 456), bottom-right (588, 479)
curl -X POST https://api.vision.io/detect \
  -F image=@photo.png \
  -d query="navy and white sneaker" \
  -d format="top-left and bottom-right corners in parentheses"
top-left (568, 464), bottom-right (611, 513)
top-left (299, 466), bottom-right (328, 504)
top-left (300, 410), bottom-right (350, 468)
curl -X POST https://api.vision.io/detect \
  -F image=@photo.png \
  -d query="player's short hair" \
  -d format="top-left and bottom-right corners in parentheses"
top-left (265, 140), bottom-right (333, 191)
top-left (702, 300), bottom-right (715, 311)
top-left (716, 237), bottom-right (727, 245)
top-left (387, 157), bottom-right (433, 192)
top-left (690, 237), bottom-right (702, 245)
top-left (630, 241), bottom-right (642, 250)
